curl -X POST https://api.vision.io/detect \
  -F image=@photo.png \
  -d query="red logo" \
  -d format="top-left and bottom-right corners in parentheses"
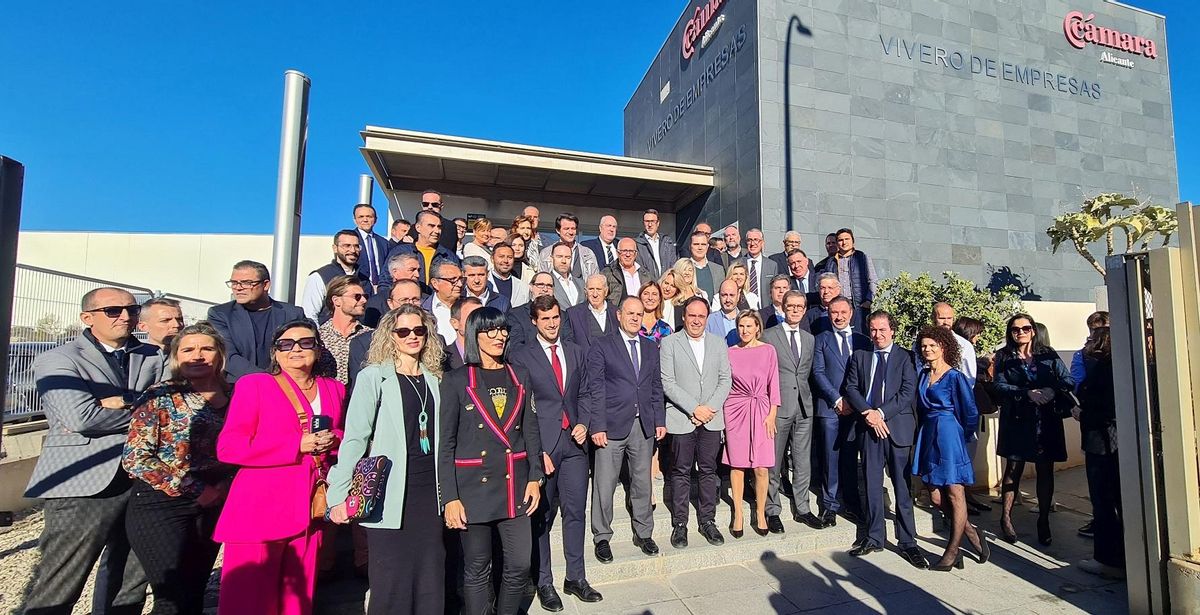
top-left (1063, 11), bottom-right (1158, 59)
top-left (682, 0), bottom-right (727, 59)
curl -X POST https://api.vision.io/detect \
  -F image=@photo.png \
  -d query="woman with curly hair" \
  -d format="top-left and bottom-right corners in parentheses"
top-left (325, 305), bottom-right (447, 615)
top-left (913, 325), bottom-right (987, 570)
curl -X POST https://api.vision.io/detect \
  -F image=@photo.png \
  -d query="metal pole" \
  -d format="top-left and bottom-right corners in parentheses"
top-left (270, 70), bottom-right (310, 303)
top-left (358, 174), bottom-right (373, 206)
top-left (0, 156), bottom-right (25, 526)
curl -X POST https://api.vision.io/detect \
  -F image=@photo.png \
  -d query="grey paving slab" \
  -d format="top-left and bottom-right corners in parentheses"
top-left (681, 585), bottom-right (801, 615)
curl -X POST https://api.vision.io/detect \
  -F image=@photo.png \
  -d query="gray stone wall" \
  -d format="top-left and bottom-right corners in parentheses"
top-left (755, 0), bottom-right (1177, 301)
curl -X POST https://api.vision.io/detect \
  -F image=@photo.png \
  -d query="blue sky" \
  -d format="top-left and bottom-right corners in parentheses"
top-left (1, 1), bottom-right (1194, 236)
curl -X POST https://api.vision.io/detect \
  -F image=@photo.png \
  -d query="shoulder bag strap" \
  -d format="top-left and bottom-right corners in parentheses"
top-left (274, 373), bottom-right (310, 433)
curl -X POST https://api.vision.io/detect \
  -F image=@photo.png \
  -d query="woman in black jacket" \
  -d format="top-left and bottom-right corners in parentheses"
top-left (992, 313), bottom-right (1074, 546)
top-left (1075, 326), bottom-right (1124, 578)
top-left (439, 307), bottom-right (544, 615)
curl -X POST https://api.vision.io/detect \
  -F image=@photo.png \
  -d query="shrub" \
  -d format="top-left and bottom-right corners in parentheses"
top-left (872, 271), bottom-right (1024, 353)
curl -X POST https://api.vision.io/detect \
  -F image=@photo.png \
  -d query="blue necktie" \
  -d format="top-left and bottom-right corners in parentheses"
top-left (628, 339), bottom-right (640, 376)
top-left (869, 350), bottom-right (887, 406)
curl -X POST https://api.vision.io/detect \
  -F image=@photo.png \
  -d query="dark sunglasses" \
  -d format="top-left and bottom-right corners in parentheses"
top-left (393, 326), bottom-right (429, 338)
top-left (274, 337), bottom-right (319, 351)
top-left (342, 293), bottom-right (367, 302)
top-left (1010, 325), bottom-right (1034, 334)
top-left (421, 201), bottom-right (442, 208)
top-left (86, 305), bottom-right (141, 318)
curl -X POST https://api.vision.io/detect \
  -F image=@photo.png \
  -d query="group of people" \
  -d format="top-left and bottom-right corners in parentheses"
top-left (19, 190), bottom-right (1120, 615)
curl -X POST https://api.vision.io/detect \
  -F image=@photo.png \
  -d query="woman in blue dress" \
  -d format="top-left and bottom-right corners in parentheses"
top-left (913, 326), bottom-right (989, 570)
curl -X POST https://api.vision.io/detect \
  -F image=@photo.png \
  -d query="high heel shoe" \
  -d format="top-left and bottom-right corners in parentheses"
top-left (1000, 517), bottom-right (1017, 544)
top-left (752, 520), bottom-right (769, 537)
top-left (930, 556), bottom-right (965, 571)
top-left (729, 522), bottom-right (744, 539)
top-left (970, 529), bottom-right (991, 564)
top-left (1037, 516), bottom-right (1052, 546)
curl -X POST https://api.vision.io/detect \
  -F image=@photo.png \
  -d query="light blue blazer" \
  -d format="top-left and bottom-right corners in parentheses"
top-left (326, 362), bottom-right (442, 529)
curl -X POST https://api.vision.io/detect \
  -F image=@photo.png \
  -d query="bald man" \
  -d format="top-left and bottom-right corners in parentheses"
top-left (769, 231), bottom-right (803, 272)
top-left (581, 215), bottom-right (620, 269)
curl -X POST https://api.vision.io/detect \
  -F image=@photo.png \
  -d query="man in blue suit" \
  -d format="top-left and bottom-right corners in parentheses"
top-left (208, 260), bottom-right (306, 381)
top-left (565, 274), bottom-right (617, 352)
top-left (579, 215), bottom-right (620, 270)
top-left (842, 310), bottom-right (926, 568)
top-left (811, 296), bottom-right (871, 527)
top-left (584, 296), bottom-right (666, 562)
top-left (509, 296), bottom-right (603, 610)
top-left (461, 255), bottom-right (511, 313)
top-left (352, 203), bottom-right (391, 291)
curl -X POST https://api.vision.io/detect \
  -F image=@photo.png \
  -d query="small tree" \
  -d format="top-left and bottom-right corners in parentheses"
top-left (1046, 193), bottom-right (1177, 280)
top-left (873, 271), bottom-right (1024, 353)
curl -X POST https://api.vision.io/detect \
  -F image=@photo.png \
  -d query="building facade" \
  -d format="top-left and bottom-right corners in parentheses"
top-left (624, 0), bottom-right (1178, 301)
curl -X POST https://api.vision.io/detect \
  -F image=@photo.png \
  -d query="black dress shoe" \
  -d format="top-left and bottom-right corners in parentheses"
top-left (670, 524), bottom-right (688, 549)
top-left (1037, 516), bottom-right (1053, 546)
top-left (536, 584), bottom-right (564, 612)
top-left (795, 512), bottom-right (825, 530)
top-left (900, 547), bottom-right (929, 569)
top-left (699, 521), bottom-right (725, 546)
top-left (594, 540), bottom-right (614, 563)
top-left (820, 511), bottom-right (838, 528)
top-left (840, 510), bottom-right (863, 525)
top-left (849, 542), bottom-right (883, 557)
top-left (563, 579), bottom-right (603, 603)
top-left (767, 515), bottom-right (785, 534)
top-left (633, 535), bottom-right (660, 556)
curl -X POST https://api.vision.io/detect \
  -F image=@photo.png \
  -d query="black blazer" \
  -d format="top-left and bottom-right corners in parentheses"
top-left (346, 333), bottom-right (371, 393)
top-left (505, 302), bottom-right (575, 352)
top-left (565, 302), bottom-right (617, 351)
top-left (843, 346), bottom-right (918, 447)
top-left (583, 333), bottom-right (665, 440)
top-left (580, 237), bottom-right (618, 270)
top-left (356, 230), bottom-right (392, 289)
top-left (438, 364), bottom-right (545, 523)
top-left (509, 341), bottom-right (588, 457)
top-left (207, 300), bottom-right (306, 381)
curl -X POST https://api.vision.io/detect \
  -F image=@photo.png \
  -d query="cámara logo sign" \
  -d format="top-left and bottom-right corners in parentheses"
top-left (682, 0), bottom-right (727, 60)
top-left (1063, 11), bottom-right (1158, 59)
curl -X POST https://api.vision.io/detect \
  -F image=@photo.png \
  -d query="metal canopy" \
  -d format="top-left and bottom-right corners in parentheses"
top-left (359, 126), bottom-right (714, 212)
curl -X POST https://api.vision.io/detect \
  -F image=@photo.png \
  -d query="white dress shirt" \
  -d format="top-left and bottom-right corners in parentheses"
top-left (621, 263), bottom-right (642, 296)
top-left (431, 296), bottom-right (455, 345)
top-left (687, 333), bottom-right (706, 371)
top-left (555, 272), bottom-right (579, 305)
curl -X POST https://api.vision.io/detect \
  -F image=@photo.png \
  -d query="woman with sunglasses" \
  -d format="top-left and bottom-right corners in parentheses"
top-left (122, 322), bottom-right (235, 615)
top-left (440, 307), bottom-right (544, 615)
top-left (214, 319), bottom-right (346, 615)
top-left (325, 305), bottom-right (447, 614)
top-left (993, 313), bottom-right (1073, 546)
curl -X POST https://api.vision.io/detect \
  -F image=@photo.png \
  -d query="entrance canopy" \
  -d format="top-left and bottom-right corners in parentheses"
top-left (359, 127), bottom-right (714, 213)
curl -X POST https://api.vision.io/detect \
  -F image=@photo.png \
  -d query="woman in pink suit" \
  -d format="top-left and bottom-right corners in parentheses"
top-left (723, 310), bottom-right (780, 538)
top-left (215, 319), bottom-right (346, 615)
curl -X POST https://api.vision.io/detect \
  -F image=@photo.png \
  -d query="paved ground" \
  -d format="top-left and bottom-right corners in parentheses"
top-left (0, 466), bottom-right (1126, 614)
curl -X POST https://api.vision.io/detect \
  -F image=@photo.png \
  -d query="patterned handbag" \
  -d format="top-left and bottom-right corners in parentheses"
top-left (344, 455), bottom-right (391, 520)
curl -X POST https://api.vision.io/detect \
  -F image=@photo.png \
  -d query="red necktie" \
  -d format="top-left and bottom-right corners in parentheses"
top-left (550, 344), bottom-right (568, 429)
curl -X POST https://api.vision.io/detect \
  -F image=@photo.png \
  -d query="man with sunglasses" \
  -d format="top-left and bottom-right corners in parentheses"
top-left (387, 209), bottom-right (459, 287)
top-left (302, 229), bottom-right (373, 322)
top-left (23, 287), bottom-right (165, 615)
top-left (315, 275), bottom-right (372, 385)
top-left (423, 261), bottom-right (464, 345)
top-left (208, 260), bottom-right (306, 381)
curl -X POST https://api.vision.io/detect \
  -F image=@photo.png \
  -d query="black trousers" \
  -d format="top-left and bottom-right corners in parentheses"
top-left (1085, 452), bottom-right (1125, 567)
top-left (533, 441), bottom-right (589, 587)
top-left (363, 470), bottom-right (445, 615)
top-left (858, 433), bottom-right (917, 550)
top-left (461, 516), bottom-right (531, 615)
top-left (124, 480), bottom-right (221, 615)
top-left (668, 429), bottom-right (722, 527)
top-left (24, 480), bottom-right (147, 615)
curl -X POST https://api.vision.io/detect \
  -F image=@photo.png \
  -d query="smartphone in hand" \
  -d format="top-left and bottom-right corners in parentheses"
top-left (311, 414), bottom-right (332, 433)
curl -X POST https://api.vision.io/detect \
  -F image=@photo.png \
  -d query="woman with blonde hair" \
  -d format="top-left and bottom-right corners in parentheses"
top-left (463, 218), bottom-right (494, 262)
top-left (670, 258), bottom-right (704, 302)
top-left (723, 310), bottom-right (780, 538)
top-left (658, 269), bottom-right (683, 330)
top-left (725, 262), bottom-right (761, 310)
top-left (326, 305), bottom-right (446, 614)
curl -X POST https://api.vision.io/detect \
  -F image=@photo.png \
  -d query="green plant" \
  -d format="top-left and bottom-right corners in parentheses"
top-left (1046, 192), bottom-right (1177, 279)
top-left (873, 271), bottom-right (1024, 353)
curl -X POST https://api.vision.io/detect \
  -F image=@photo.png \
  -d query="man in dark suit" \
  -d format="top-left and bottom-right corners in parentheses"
top-left (602, 238), bottom-right (647, 306)
top-left (208, 260), bottom-right (306, 381)
top-left (548, 242), bottom-right (585, 308)
top-left (763, 291), bottom-right (824, 532)
top-left (759, 275), bottom-right (791, 330)
top-left (387, 218), bottom-right (412, 250)
top-left (566, 274), bottom-right (617, 351)
top-left (353, 203), bottom-right (391, 291)
top-left (767, 231), bottom-right (803, 274)
top-left (741, 229), bottom-right (778, 300)
top-left (442, 297), bottom-right (481, 371)
top-left (509, 296), bottom-right (603, 609)
top-left (363, 253), bottom-right (425, 328)
top-left (349, 280), bottom-right (423, 389)
top-left (584, 296), bottom-right (666, 562)
top-left (842, 310), bottom-right (926, 568)
top-left (23, 287), bottom-right (165, 615)
top-left (685, 230), bottom-right (725, 300)
top-left (785, 249), bottom-right (820, 303)
top-left (717, 224), bottom-right (745, 270)
top-left (460, 255), bottom-right (511, 313)
top-left (692, 222), bottom-right (725, 269)
top-left (803, 273), bottom-right (865, 335)
top-left (811, 296), bottom-right (872, 528)
top-left (506, 272), bottom-right (574, 350)
top-left (580, 215), bottom-right (620, 270)
top-left (634, 208), bottom-right (676, 278)
top-left (386, 209), bottom-right (459, 287)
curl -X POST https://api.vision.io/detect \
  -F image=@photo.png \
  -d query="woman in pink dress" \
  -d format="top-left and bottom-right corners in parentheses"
top-left (723, 310), bottom-right (780, 538)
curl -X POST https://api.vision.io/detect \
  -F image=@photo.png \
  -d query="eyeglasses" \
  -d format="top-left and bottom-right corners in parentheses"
top-left (393, 326), bottom-right (428, 338)
top-left (86, 305), bottom-right (141, 318)
top-left (421, 201), bottom-right (442, 209)
top-left (1010, 325), bottom-right (1034, 334)
top-left (617, 249), bottom-right (637, 254)
top-left (482, 326), bottom-right (511, 339)
top-left (274, 337), bottom-right (319, 352)
top-left (226, 280), bottom-right (264, 289)
top-left (435, 276), bottom-right (464, 286)
top-left (746, 238), bottom-right (763, 243)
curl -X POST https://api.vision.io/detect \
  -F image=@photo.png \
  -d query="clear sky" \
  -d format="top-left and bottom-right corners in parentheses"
top-left (1, 1), bottom-right (1194, 236)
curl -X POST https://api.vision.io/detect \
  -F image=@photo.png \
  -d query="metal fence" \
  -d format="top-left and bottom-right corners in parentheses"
top-left (4, 264), bottom-right (217, 422)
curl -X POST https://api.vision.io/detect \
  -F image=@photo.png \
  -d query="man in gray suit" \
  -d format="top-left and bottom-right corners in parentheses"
top-left (549, 242), bottom-right (585, 308)
top-left (23, 287), bottom-right (165, 615)
top-left (660, 296), bottom-right (732, 549)
top-left (763, 291), bottom-right (826, 534)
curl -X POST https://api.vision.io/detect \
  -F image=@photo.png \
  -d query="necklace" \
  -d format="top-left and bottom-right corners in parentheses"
top-left (402, 374), bottom-right (432, 454)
